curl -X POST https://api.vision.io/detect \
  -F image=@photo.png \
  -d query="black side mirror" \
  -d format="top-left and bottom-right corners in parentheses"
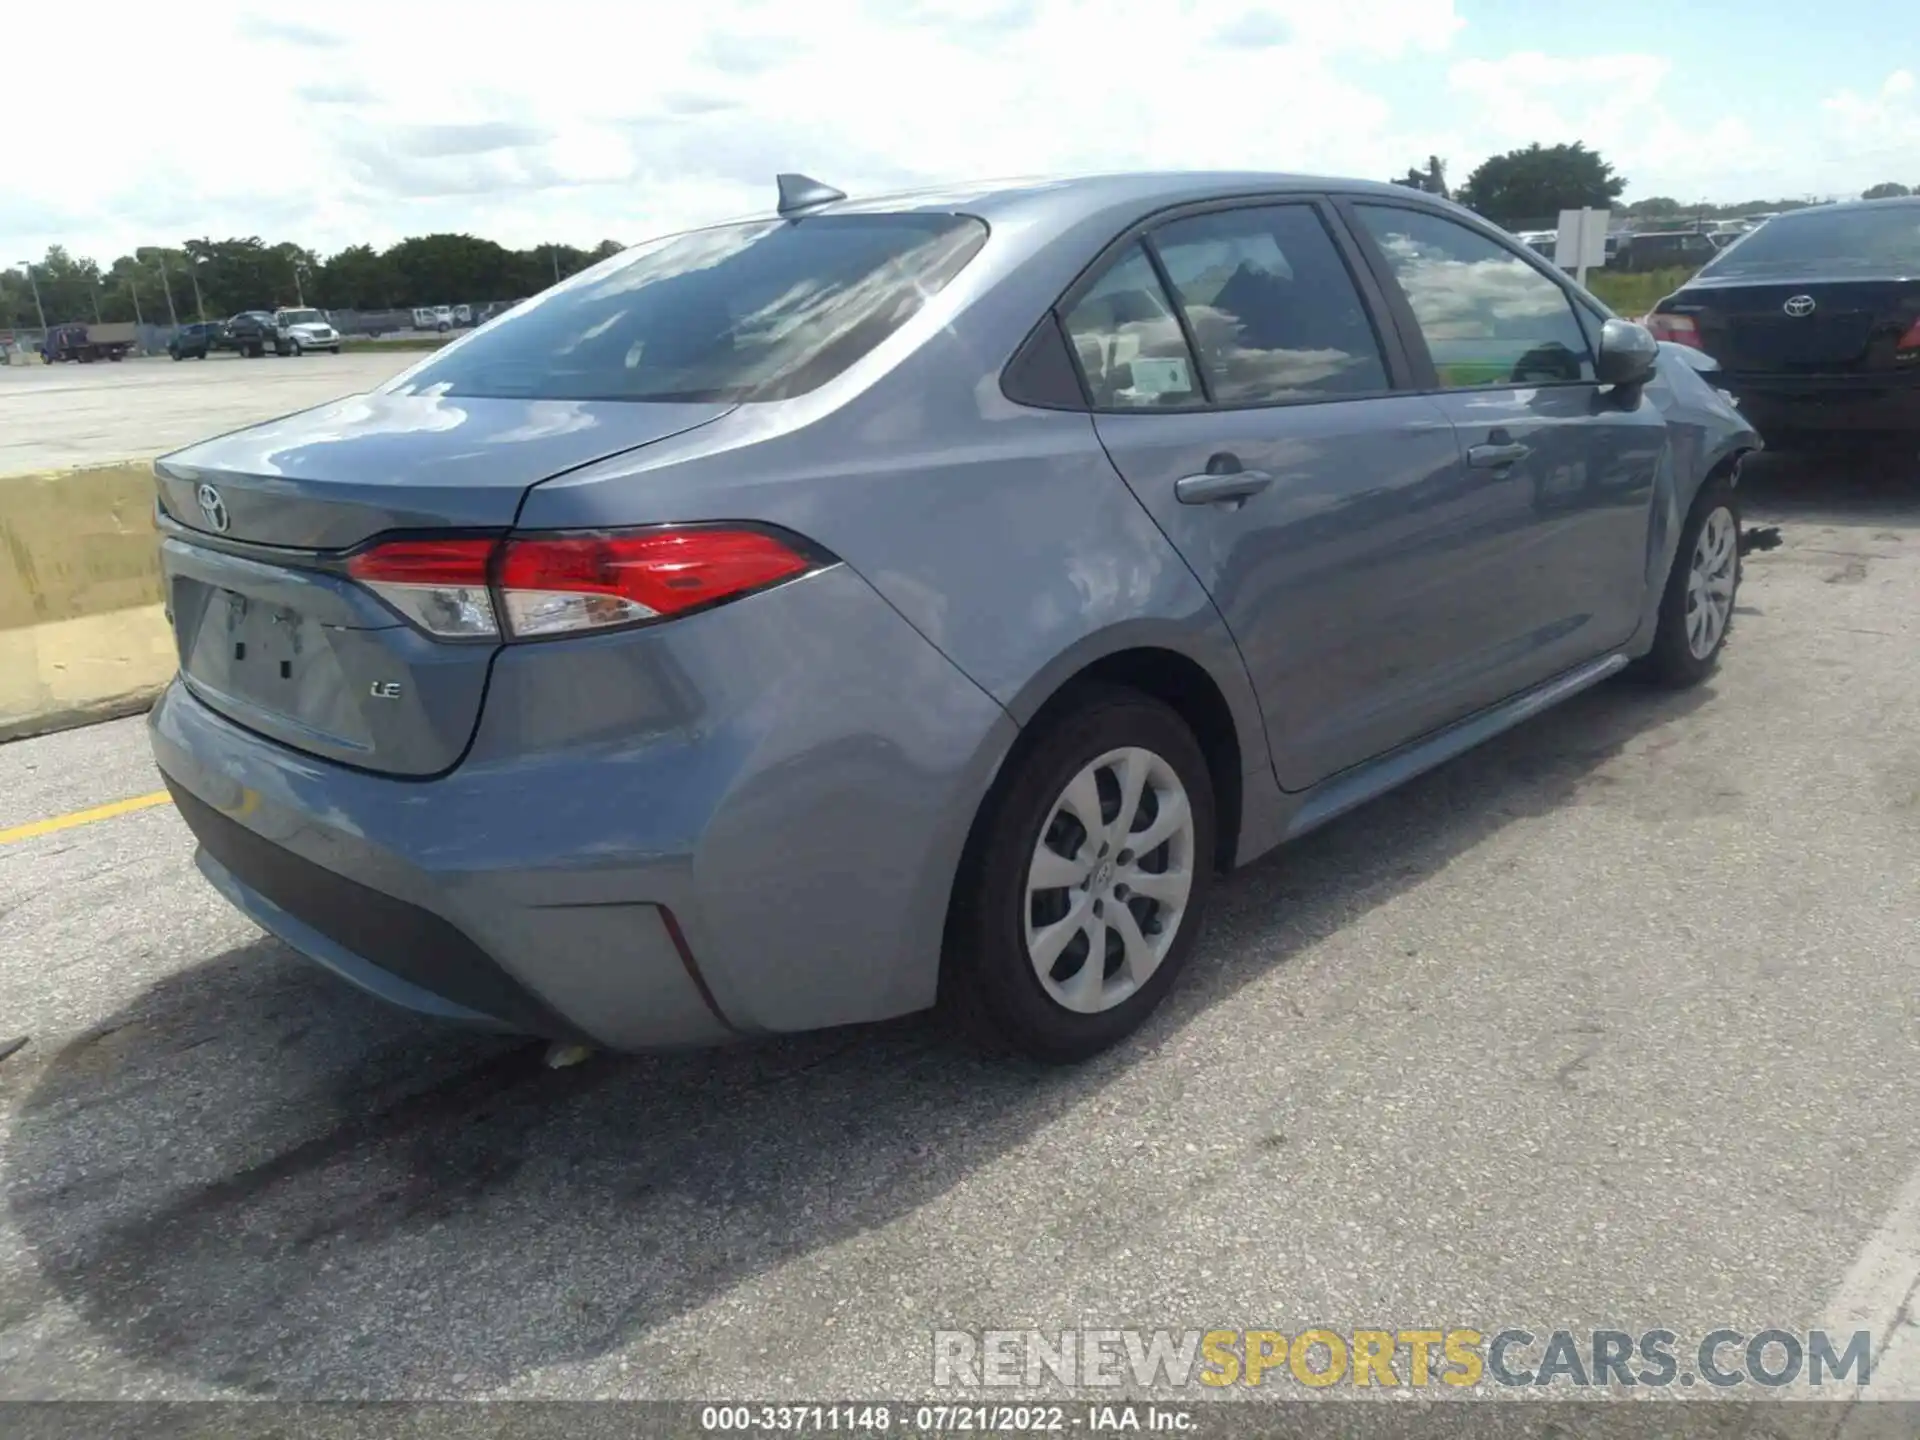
top-left (1596, 317), bottom-right (1660, 388)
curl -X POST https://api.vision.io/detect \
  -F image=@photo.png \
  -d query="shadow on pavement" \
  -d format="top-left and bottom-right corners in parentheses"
top-left (5, 678), bottom-right (1708, 1397)
top-left (1739, 441), bottom-right (1919, 525)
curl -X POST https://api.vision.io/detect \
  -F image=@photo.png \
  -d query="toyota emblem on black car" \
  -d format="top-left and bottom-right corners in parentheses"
top-left (1783, 295), bottom-right (1817, 317)
top-left (194, 483), bottom-right (230, 533)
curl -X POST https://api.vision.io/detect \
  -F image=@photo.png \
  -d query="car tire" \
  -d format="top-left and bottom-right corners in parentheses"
top-left (942, 684), bottom-right (1216, 1063)
top-left (170, 351), bottom-right (182, 361)
top-left (290, 340), bottom-right (303, 356)
top-left (1633, 470), bottom-right (1741, 688)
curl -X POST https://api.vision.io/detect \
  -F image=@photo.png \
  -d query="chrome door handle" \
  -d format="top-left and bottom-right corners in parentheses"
top-left (1175, 469), bottom-right (1274, 505)
top-left (1467, 442), bottom-right (1531, 469)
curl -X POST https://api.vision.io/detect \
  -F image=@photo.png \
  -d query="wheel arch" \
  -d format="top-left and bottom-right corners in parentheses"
top-left (990, 635), bottom-right (1267, 876)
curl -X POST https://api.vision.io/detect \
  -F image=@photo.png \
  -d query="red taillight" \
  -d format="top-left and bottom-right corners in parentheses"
top-left (1645, 312), bottom-right (1703, 349)
top-left (347, 528), bottom-right (816, 642)
top-left (348, 537), bottom-right (500, 638)
top-left (495, 528), bottom-right (813, 638)
top-left (1898, 317), bottom-right (1920, 352)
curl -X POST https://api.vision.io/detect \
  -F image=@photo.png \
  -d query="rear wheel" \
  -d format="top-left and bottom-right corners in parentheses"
top-left (943, 686), bottom-right (1215, 1062)
top-left (1635, 472), bottom-right (1741, 687)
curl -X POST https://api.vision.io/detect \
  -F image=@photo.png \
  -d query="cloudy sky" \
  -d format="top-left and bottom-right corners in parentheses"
top-left (7, 0), bottom-right (1916, 264)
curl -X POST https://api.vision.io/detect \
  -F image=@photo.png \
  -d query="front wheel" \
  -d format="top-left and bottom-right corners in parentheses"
top-left (1634, 472), bottom-right (1741, 687)
top-left (290, 340), bottom-right (303, 356)
top-left (943, 686), bottom-right (1216, 1063)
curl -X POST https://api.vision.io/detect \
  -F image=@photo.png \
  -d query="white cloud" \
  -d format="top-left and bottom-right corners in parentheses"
top-left (1441, 52), bottom-right (1918, 205)
top-left (5, 0), bottom-right (1460, 261)
top-left (5, 1), bottom-right (1914, 266)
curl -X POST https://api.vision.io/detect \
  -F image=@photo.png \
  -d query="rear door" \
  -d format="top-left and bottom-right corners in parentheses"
top-left (1068, 199), bottom-right (1517, 790)
top-left (1341, 200), bottom-right (1664, 689)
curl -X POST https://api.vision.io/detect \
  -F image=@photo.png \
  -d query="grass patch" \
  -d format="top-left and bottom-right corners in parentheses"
top-left (339, 337), bottom-right (451, 353)
top-left (1586, 267), bottom-right (1698, 317)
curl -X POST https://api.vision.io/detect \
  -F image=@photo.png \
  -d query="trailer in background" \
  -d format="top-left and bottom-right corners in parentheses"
top-left (41, 322), bottom-right (138, 363)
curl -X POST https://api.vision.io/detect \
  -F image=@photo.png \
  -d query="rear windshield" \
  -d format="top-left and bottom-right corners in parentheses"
top-left (386, 213), bottom-right (988, 404)
top-left (1701, 204), bottom-right (1920, 278)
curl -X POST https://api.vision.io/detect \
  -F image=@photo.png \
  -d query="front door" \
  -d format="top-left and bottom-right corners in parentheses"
top-left (1063, 201), bottom-right (1522, 790)
top-left (1343, 202), bottom-right (1666, 694)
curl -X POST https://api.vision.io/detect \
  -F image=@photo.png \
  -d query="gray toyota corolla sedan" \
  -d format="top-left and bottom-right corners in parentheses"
top-left (148, 171), bottom-right (1759, 1062)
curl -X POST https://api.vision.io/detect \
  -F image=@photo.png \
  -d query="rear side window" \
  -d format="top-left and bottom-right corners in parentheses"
top-left (1354, 205), bottom-right (1595, 388)
top-left (1150, 205), bottom-right (1388, 404)
top-left (1702, 204), bottom-right (1920, 278)
top-left (388, 213), bottom-right (987, 404)
top-left (1060, 244), bottom-right (1203, 408)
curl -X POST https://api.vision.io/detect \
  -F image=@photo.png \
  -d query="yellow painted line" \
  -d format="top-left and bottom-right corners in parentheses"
top-left (0, 790), bottom-right (173, 846)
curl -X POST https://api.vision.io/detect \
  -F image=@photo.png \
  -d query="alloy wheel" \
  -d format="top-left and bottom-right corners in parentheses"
top-left (1686, 506), bottom-right (1737, 659)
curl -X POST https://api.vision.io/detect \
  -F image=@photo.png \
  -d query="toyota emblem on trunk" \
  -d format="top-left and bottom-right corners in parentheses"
top-left (1783, 295), bottom-right (1817, 317)
top-left (194, 483), bottom-right (230, 533)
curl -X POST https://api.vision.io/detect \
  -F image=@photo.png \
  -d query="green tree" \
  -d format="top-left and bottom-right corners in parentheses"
top-left (18, 246), bottom-right (105, 325)
top-left (1862, 181), bottom-right (1912, 199)
top-left (313, 244), bottom-right (401, 310)
top-left (183, 237), bottom-right (294, 317)
top-left (134, 247), bottom-right (195, 325)
top-left (520, 242), bottom-right (595, 294)
top-left (385, 233), bottom-right (522, 307)
top-left (1455, 142), bottom-right (1626, 226)
top-left (1391, 156), bottom-right (1449, 198)
top-left (1626, 196), bottom-right (1683, 218)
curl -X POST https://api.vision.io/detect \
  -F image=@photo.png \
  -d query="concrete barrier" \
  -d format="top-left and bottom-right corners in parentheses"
top-left (0, 461), bottom-right (172, 741)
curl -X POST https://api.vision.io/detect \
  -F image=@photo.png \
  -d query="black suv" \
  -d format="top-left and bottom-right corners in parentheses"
top-left (168, 321), bottom-right (226, 360)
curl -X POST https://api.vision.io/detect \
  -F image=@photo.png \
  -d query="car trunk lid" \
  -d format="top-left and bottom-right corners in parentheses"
top-left (1666, 276), bottom-right (1920, 376)
top-left (155, 392), bottom-right (733, 776)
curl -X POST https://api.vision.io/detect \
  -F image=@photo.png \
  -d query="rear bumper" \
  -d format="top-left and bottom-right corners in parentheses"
top-left (149, 564), bottom-right (1016, 1050)
top-left (1721, 373), bottom-right (1920, 434)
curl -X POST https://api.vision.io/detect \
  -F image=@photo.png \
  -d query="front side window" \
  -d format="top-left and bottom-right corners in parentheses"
top-left (1353, 205), bottom-right (1595, 388)
top-left (1059, 243), bottom-right (1203, 409)
top-left (387, 213), bottom-right (987, 404)
top-left (1149, 205), bottom-right (1389, 405)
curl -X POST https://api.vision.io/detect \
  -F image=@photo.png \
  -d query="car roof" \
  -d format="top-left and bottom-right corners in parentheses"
top-left (729, 170), bottom-right (1433, 230)
top-left (1765, 196), bottom-right (1920, 217)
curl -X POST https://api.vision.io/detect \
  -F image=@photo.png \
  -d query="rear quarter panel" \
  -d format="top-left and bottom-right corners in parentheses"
top-left (517, 295), bottom-right (1286, 867)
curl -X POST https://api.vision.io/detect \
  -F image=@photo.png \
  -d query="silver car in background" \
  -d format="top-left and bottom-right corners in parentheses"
top-left (148, 171), bottom-right (1758, 1062)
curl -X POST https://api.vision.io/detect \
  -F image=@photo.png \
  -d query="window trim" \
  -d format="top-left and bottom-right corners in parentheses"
top-left (1037, 193), bottom-right (1421, 416)
top-left (1331, 195), bottom-right (1609, 396)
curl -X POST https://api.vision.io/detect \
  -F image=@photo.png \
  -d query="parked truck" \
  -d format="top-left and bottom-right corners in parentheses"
top-left (41, 321), bottom-right (137, 363)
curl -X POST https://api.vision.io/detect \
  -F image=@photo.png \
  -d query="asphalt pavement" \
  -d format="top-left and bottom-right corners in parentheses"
top-left (0, 352), bottom-right (423, 472)
top-left (0, 450), bottom-right (1917, 1410)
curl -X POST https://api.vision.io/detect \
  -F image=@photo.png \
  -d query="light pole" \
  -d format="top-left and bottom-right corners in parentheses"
top-left (88, 274), bottom-right (102, 323)
top-left (293, 259), bottom-right (308, 307)
top-left (189, 256), bottom-right (207, 321)
top-left (155, 255), bottom-right (179, 326)
top-left (18, 260), bottom-right (47, 331)
top-left (551, 246), bottom-right (560, 285)
top-left (127, 274), bottom-right (145, 328)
